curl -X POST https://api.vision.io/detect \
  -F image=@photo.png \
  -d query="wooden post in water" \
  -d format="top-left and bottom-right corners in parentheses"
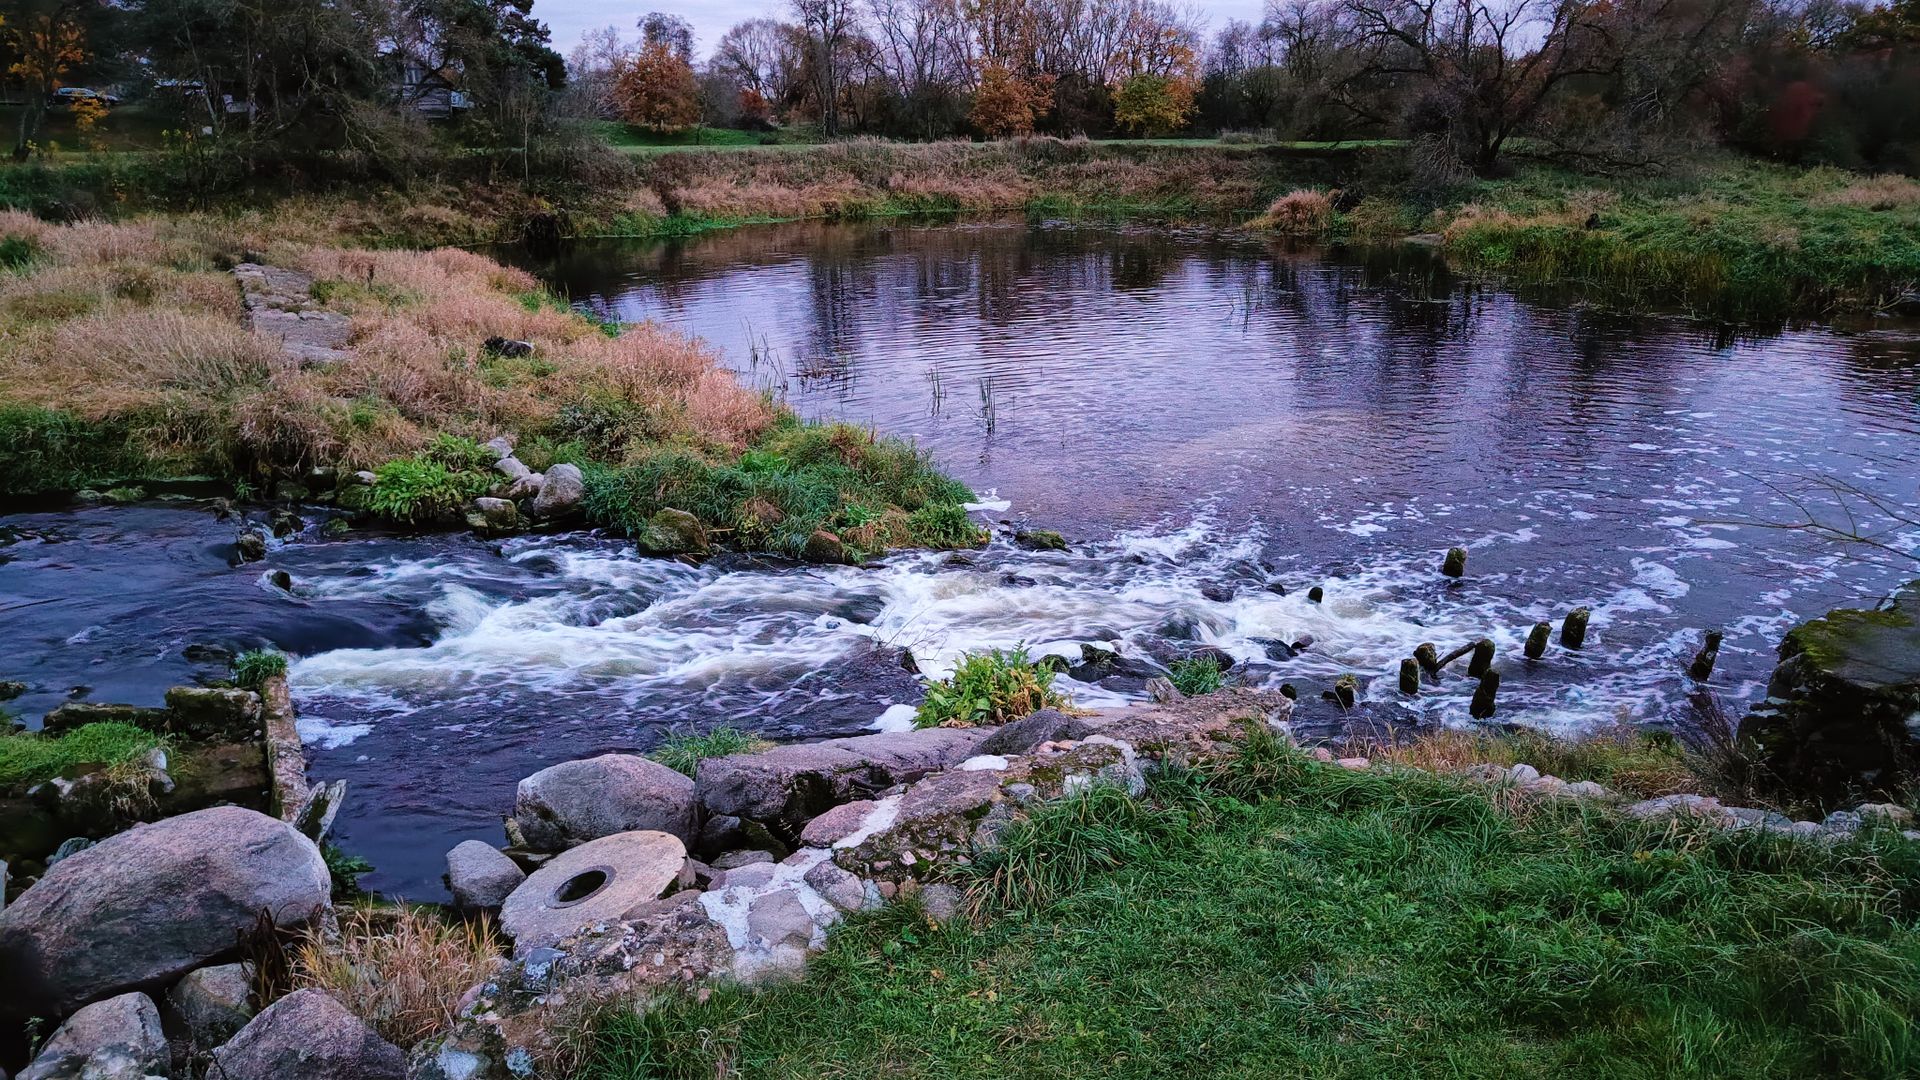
top-left (1688, 629), bottom-right (1724, 680)
top-left (1561, 607), bottom-right (1592, 650)
top-left (1307, 586), bottom-right (1325, 604)
top-left (1441, 547), bottom-right (1468, 578)
top-left (1399, 658), bottom-right (1421, 695)
top-left (1333, 673), bottom-right (1358, 710)
top-left (1524, 622), bottom-right (1551, 660)
top-left (1467, 639), bottom-right (1496, 678)
top-left (1470, 671), bottom-right (1500, 720)
top-left (1414, 642), bottom-right (1441, 675)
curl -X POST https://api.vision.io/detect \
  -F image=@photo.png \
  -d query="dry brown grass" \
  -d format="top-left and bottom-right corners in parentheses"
top-left (0, 209), bottom-right (777, 479)
top-left (1253, 189), bottom-right (1335, 234)
top-left (1815, 173), bottom-right (1920, 210)
top-left (291, 903), bottom-right (504, 1049)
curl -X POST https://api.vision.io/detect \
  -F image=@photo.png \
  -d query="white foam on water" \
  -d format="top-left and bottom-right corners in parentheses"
top-left (870, 703), bottom-right (919, 732)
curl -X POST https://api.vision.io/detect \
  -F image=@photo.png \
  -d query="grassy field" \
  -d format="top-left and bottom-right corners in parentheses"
top-left (581, 737), bottom-right (1920, 1080)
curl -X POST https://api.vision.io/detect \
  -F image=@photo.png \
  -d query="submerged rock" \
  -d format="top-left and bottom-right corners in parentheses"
top-left (513, 753), bottom-right (696, 850)
top-left (212, 988), bottom-right (405, 1080)
top-left (0, 805), bottom-right (330, 1019)
top-left (1737, 582), bottom-right (1920, 802)
top-left (18, 991), bottom-right (167, 1080)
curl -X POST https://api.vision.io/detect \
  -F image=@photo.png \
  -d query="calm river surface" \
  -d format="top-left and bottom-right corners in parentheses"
top-left (6, 219), bottom-right (1919, 898)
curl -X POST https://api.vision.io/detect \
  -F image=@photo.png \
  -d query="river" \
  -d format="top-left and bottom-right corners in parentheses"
top-left (6, 218), bottom-right (1919, 898)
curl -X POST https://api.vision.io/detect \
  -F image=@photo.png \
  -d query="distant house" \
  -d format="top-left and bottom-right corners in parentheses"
top-left (396, 62), bottom-right (473, 119)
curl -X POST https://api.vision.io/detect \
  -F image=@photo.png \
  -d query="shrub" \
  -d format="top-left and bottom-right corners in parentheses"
top-left (0, 722), bottom-right (160, 786)
top-left (648, 726), bottom-right (771, 778)
top-left (915, 646), bottom-right (1066, 729)
top-left (0, 406), bottom-right (150, 495)
top-left (0, 234), bottom-right (36, 270)
top-left (232, 649), bottom-right (289, 689)
top-left (1256, 189), bottom-right (1335, 234)
top-left (368, 456), bottom-right (490, 524)
top-left (292, 902), bottom-right (503, 1048)
top-left (1168, 655), bottom-right (1225, 696)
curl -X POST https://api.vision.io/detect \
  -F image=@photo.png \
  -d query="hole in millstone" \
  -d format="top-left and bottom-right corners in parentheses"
top-left (553, 869), bottom-right (609, 905)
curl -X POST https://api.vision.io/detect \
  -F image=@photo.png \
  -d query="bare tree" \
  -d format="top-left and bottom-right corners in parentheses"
top-left (794, 0), bottom-right (858, 134)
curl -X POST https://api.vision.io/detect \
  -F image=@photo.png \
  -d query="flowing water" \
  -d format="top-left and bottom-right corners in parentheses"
top-left (7, 219), bottom-right (1920, 898)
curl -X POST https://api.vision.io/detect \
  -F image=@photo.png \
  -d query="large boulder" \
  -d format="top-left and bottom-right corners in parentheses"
top-left (0, 806), bottom-right (331, 1019)
top-left (513, 754), bottom-right (695, 851)
top-left (167, 962), bottom-right (256, 1047)
top-left (18, 992), bottom-right (167, 1080)
top-left (635, 508), bottom-right (708, 555)
top-left (211, 989), bottom-right (405, 1080)
top-left (978, 708), bottom-right (1097, 756)
top-left (445, 840), bottom-right (525, 909)
top-left (1738, 582), bottom-right (1920, 802)
top-left (499, 830), bottom-right (685, 954)
top-left (530, 463), bottom-right (584, 520)
top-left (695, 727), bottom-right (991, 838)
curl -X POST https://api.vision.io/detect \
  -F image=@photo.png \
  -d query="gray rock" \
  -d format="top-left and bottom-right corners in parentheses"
top-left (919, 883), bottom-right (963, 924)
top-left (47, 836), bottom-right (95, 868)
top-left (798, 799), bottom-right (881, 847)
top-left (696, 727), bottom-right (991, 835)
top-left (235, 529), bottom-right (268, 563)
top-left (468, 497), bottom-right (519, 535)
top-left (168, 962), bottom-right (255, 1047)
top-left (1822, 810), bottom-right (1864, 835)
top-left (636, 508), bottom-right (708, 555)
top-left (503, 472), bottom-right (545, 501)
top-left (0, 806), bottom-right (330, 1020)
top-left (712, 849), bottom-right (774, 870)
top-left (530, 462), bottom-right (585, 520)
top-left (482, 436), bottom-right (515, 460)
top-left (163, 686), bottom-right (264, 741)
top-left (494, 456), bottom-right (531, 479)
top-left (716, 862), bottom-right (778, 891)
top-left (1854, 802), bottom-right (1916, 826)
top-left (745, 889), bottom-right (814, 949)
top-left (513, 753), bottom-right (695, 851)
top-left (978, 708), bottom-right (1096, 756)
top-left (19, 992), bottom-right (166, 1080)
top-left (1623, 794), bottom-right (1730, 823)
top-left (499, 831), bottom-right (685, 954)
top-left (1563, 780), bottom-right (1612, 799)
top-left (1506, 763), bottom-right (1541, 784)
top-left (445, 841), bottom-right (525, 909)
top-left (211, 989), bottom-right (404, 1079)
top-left (802, 860), bottom-right (869, 912)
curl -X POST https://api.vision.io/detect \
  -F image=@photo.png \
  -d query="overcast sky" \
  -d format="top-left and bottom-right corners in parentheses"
top-left (536, 1), bottom-right (1270, 58)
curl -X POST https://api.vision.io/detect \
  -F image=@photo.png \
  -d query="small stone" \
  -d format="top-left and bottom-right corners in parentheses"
top-left (235, 529), bottom-right (268, 563)
top-left (802, 860), bottom-right (868, 912)
top-left (919, 883), bottom-right (963, 924)
top-left (1506, 763), bottom-right (1540, 785)
top-left (470, 497), bottom-right (519, 535)
top-left (1854, 803), bottom-right (1915, 827)
top-left (1822, 810), bottom-right (1864, 835)
top-left (712, 849), bottom-right (774, 871)
top-left (716, 863), bottom-right (777, 891)
top-left (445, 840), bottom-right (525, 909)
top-left (1310, 747), bottom-right (1335, 763)
top-left (168, 962), bottom-right (256, 1047)
top-left (1335, 757), bottom-right (1370, 770)
top-left (1013, 529), bottom-right (1067, 551)
top-left (1563, 780), bottom-right (1610, 799)
top-left (745, 889), bottom-right (815, 949)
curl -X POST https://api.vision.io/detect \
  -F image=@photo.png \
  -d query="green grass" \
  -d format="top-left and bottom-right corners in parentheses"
top-left (914, 646), bottom-right (1066, 729)
top-left (0, 406), bottom-right (157, 495)
top-left (1432, 158), bottom-right (1920, 318)
top-left (648, 727), bottom-right (774, 779)
top-left (0, 722), bottom-right (161, 786)
top-left (232, 649), bottom-right (289, 690)
top-left (1168, 655), bottom-right (1226, 696)
top-left (582, 418), bottom-right (980, 560)
top-left (580, 737), bottom-right (1920, 1080)
top-left (366, 439), bottom-right (497, 525)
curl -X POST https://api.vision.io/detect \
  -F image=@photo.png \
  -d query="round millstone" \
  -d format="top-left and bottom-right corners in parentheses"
top-left (499, 830), bottom-right (686, 953)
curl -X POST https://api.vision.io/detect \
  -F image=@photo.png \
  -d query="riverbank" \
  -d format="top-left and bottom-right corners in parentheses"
top-left (0, 209), bottom-right (979, 559)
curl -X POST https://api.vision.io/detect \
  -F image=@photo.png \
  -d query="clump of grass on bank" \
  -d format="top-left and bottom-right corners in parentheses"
top-left (648, 727), bottom-right (772, 778)
top-left (231, 649), bottom-right (289, 690)
top-left (1167, 655), bottom-right (1226, 696)
top-left (915, 646), bottom-right (1065, 729)
top-left (0, 722), bottom-right (161, 786)
top-left (581, 418), bottom-right (983, 560)
top-left (292, 902), bottom-right (502, 1048)
top-left (581, 731), bottom-right (1920, 1080)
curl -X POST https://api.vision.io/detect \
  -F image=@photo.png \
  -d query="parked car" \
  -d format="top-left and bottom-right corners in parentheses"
top-left (51, 87), bottom-right (121, 107)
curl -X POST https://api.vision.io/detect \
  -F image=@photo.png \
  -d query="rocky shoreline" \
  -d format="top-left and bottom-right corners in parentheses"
top-left (3, 567), bottom-right (1917, 1078)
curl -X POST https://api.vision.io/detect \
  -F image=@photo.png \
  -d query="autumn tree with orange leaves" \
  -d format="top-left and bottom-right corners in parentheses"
top-left (612, 39), bottom-right (702, 133)
top-left (5, 0), bottom-right (109, 158)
